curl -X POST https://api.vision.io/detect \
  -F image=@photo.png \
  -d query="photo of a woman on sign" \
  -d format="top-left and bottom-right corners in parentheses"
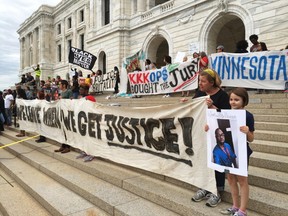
top-left (213, 128), bottom-right (238, 168)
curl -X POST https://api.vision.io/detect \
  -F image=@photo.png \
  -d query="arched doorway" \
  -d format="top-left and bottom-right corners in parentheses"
top-left (207, 14), bottom-right (245, 54)
top-left (146, 36), bottom-right (169, 68)
top-left (98, 51), bottom-right (107, 74)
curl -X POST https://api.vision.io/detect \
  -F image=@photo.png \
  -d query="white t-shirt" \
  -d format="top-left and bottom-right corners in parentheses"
top-left (4, 94), bottom-right (14, 108)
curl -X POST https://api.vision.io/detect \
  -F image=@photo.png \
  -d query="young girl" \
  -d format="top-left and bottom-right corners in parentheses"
top-left (221, 87), bottom-right (255, 216)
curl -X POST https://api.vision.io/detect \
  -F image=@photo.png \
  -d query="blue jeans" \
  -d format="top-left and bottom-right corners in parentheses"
top-left (5, 108), bottom-right (12, 125)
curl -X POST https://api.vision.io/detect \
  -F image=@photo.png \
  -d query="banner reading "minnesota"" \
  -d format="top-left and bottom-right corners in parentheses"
top-left (16, 97), bottom-right (216, 194)
top-left (210, 50), bottom-right (288, 90)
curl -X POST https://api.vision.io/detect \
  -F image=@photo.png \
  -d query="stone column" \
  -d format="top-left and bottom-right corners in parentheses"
top-left (137, 0), bottom-right (146, 12)
top-left (33, 30), bottom-right (38, 65)
top-left (25, 35), bottom-right (29, 68)
top-left (19, 38), bottom-right (24, 69)
top-left (35, 28), bottom-right (40, 64)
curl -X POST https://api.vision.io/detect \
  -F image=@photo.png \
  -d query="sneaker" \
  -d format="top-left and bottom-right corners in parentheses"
top-left (16, 133), bottom-right (25, 137)
top-left (83, 155), bottom-right (94, 162)
top-left (35, 139), bottom-right (46, 143)
top-left (191, 189), bottom-right (210, 202)
top-left (60, 148), bottom-right (70, 154)
top-left (233, 210), bottom-right (247, 216)
top-left (54, 147), bottom-right (65, 152)
top-left (220, 207), bottom-right (239, 215)
top-left (206, 193), bottom-right (221, 207)
top-left (76, 152), bottom-right (87, 159)
top-left (163, 95), bottom-right (167, 98)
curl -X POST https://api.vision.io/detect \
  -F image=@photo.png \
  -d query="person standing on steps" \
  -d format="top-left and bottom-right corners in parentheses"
top-left (54, 80), bottom-right (73, 154)
top-left (220, 88), bottom-right (254, 216)
top-left (15, 85), bottom-right (27, 137)
top-left (191, 68), bottom-right (230, 208)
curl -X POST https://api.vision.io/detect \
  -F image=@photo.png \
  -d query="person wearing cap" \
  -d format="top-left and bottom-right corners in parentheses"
top-left (216, 45), bottom-right (224, 53)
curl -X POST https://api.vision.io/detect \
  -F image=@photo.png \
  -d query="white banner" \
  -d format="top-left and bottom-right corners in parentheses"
top-left (210, 50), bottom-right (288, 90)
top-left (128, 60), bottom-right (199, 95)
top-left (17, 97), bottom-right (216, 194)
top-left (206, 109), bottom-right (247, 176)
top-left (90, 70), bottom-right (117, 93)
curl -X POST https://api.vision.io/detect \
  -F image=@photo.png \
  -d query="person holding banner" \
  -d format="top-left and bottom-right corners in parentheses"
top-left (163, 55), bottom-right (172, 98)
top-left (113, 66), bottom-right (120, 94)
top-left (220, 88), bottom-right (254, 216)
top-left (192, 68), bottom-right (230, 207)
top-left (75, 84), bottom-right (97, 162)
top-left (54, 80), bottom-right (73, 154)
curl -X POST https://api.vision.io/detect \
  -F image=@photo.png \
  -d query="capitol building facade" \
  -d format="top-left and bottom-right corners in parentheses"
top-left (17, 0), bottom-right (288, 80)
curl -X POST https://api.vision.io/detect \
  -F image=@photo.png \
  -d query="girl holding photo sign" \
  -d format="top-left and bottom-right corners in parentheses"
top-left (221, 88), bottom-right (254, 216)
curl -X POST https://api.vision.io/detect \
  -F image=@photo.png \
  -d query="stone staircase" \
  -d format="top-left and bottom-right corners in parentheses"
top-left (0, 92), bottom-right (287, 216)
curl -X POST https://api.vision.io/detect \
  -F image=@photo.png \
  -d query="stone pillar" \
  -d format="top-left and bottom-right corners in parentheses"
top-left (25, 35), bottom-right (29, 68)
top-left (35, 28), bottom-right (40, 64)
top-left (19, 38), bottom-right (24, 69)
top-left (137, 0), bottom-right (146, 12)
top-left (33, 30), bottom-right (38, 65)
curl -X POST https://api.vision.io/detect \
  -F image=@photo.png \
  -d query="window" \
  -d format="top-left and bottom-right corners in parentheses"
top-left (58, 44), bottom-right (62, 62)
top-left (67, 17), bottom-right (72, 29)
top-left (80, 34), bottom-right (84, 50)
top-left (67, 39), bottom-right (72, 53)
top-left (155, 0), bottom-right (169, 6)
top-left (98, 51), bottom-right (107, 74)
top-left (79, 9), bottom-right (84, 22)
top-left (57, 24), bottom-right (61, 34)
top-left (104, 0), bottom-right (110, 25)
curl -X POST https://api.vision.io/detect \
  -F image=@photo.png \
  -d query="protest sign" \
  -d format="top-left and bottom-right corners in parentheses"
top-left (68, 47), bottom-right (97, 70)
top-left (128, 60), bottom-right (199, 95)
top-left (206, 109), bottom-right (247, 176)
top-left (210, 50), bottom-right (288, 90)
top-left (17, 97), bottom-right (217, 194)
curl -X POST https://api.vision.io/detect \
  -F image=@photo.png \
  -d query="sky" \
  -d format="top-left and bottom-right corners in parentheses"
top-left (0, 0), bottom-right (61, 91)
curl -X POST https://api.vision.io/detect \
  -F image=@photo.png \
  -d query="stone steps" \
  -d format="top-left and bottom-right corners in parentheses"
top-left (0, 135), bottom-right (181, 216)
top-left (248, 108), bottom-right (288, 115)
top-left (247, 103), bottom-right (288, 109)
top-left (254, 122), bottom-right (288, 132)
top-left (250, 151), bottom-right (288, 173)
top-left (254, 130), bottom-right (288, 142)
top-left (0, 130), bottom-right (266, 216)
top-left (248, 166), bottom-right (288, 194)
top-left (253, 114), bottom-right (288, 123)
top-left (0, 143), bottom-right (108, 216)
top-left (222, 183), bottom-right (288, 216)
top-left (250, 139), bottom-right (288, 156)
top-left (0, 170), bottom-right (52, 216)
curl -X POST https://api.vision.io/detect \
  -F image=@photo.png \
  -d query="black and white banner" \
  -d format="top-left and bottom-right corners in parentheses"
top-left (17, 97), bottom-right (217, 194)
top-left (68, 47), bottom-right (97, 70)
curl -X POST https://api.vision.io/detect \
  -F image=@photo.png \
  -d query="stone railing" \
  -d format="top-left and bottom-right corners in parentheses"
top-left (141, 11), bottom-right (153, 21)
top-left (160, 0), bottom-right (175, 13)
top-left (140, 0), bottom-right (175, 21)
